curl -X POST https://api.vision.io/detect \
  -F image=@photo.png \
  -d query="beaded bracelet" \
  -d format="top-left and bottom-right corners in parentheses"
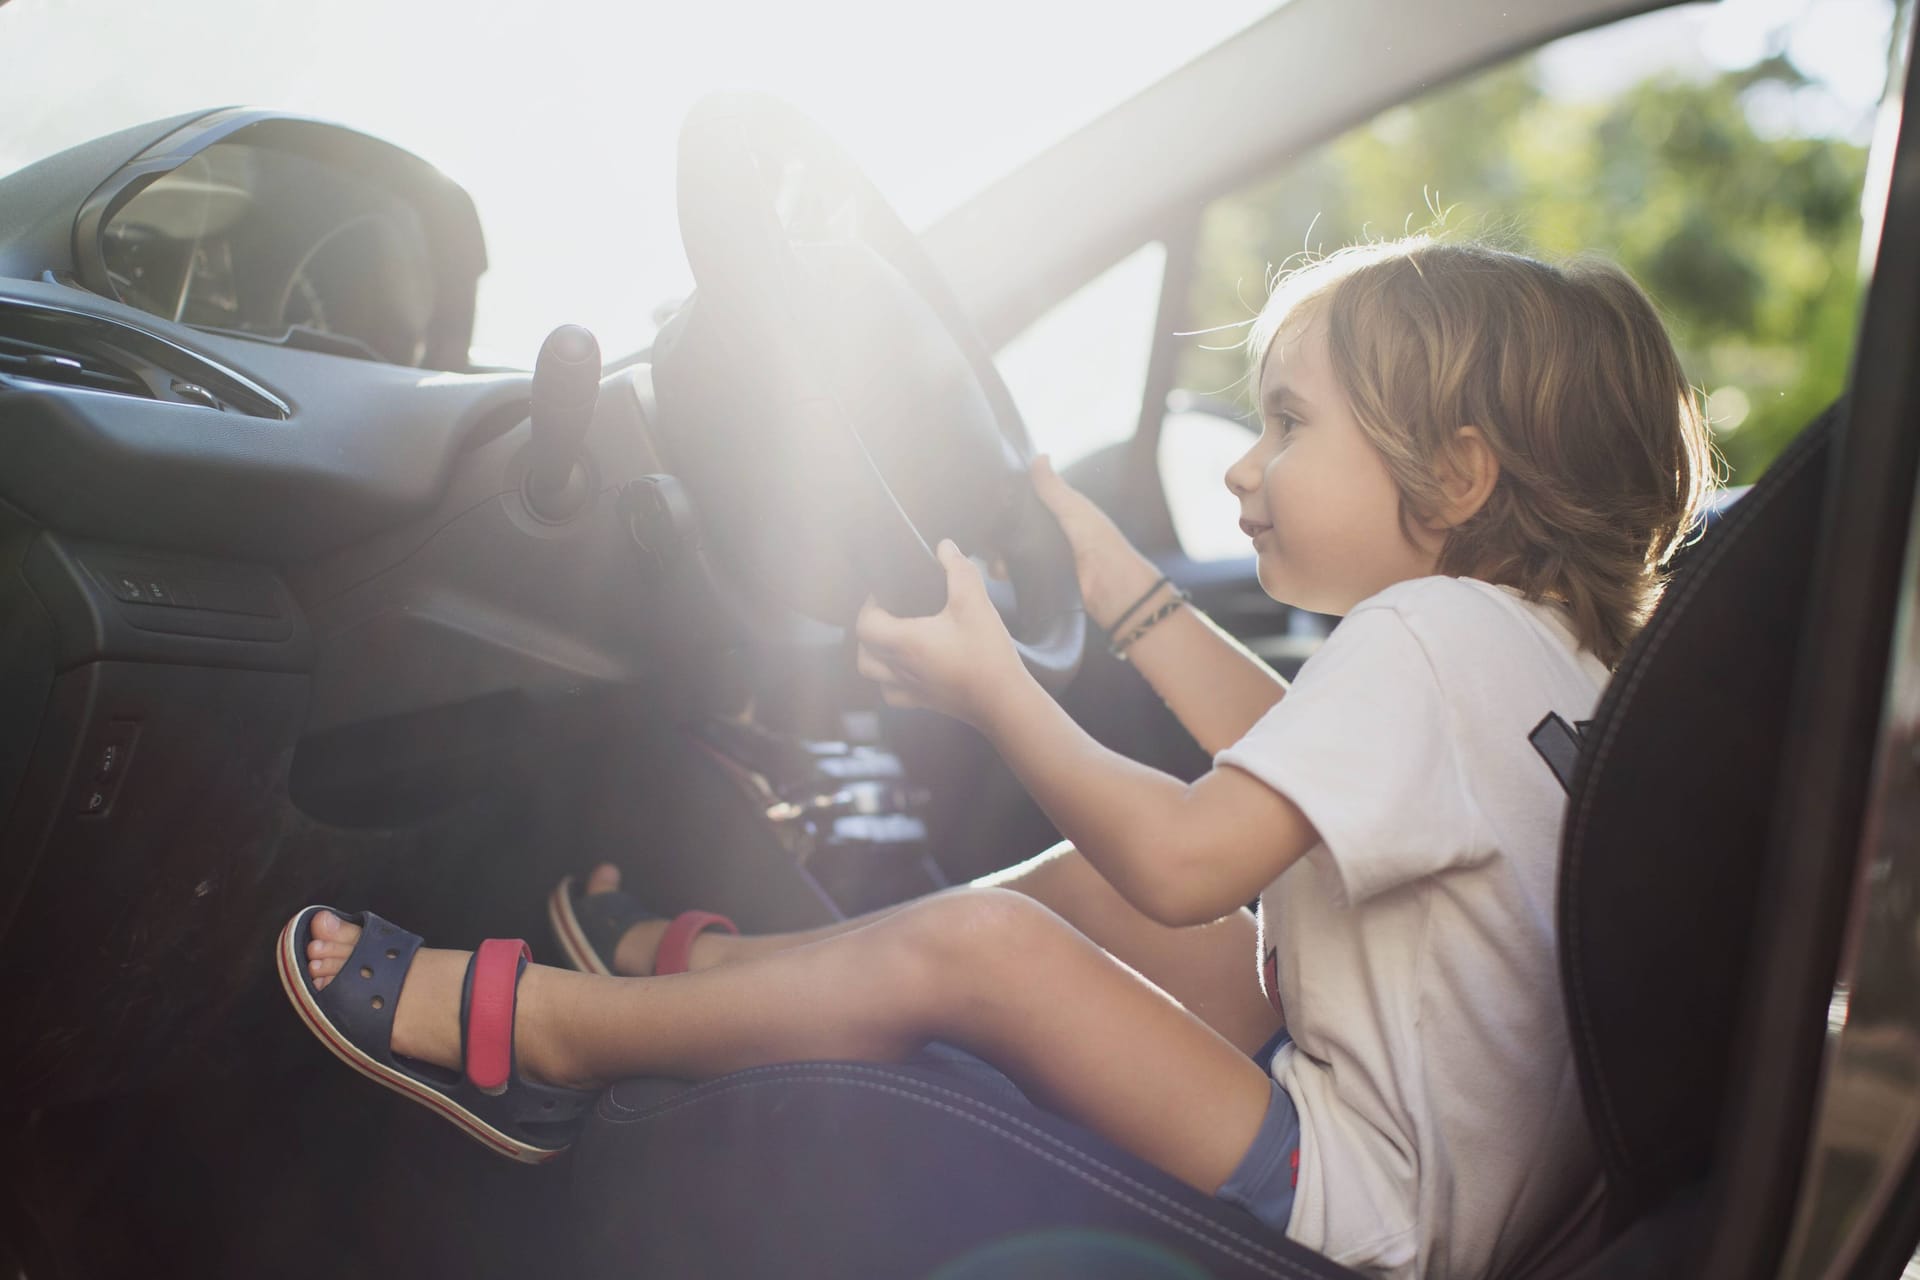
top-left (1100, 574), bottom-right (1173, 639)
top-left (1109, 588), bottom-right (1191, 660)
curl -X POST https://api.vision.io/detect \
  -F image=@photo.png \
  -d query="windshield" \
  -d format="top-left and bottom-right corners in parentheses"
top-left (0, 0), bottom-right (1278, 363)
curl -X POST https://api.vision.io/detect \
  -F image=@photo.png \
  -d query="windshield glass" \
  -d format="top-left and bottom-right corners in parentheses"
top-left (0, 0), bottom-right (1278, 363)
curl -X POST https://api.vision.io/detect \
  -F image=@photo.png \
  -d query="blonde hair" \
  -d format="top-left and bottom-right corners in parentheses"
top-left (1247, 236), bottom-right (1718, 667)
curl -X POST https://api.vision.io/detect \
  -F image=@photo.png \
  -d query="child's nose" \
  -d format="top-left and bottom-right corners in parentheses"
top-left (1223, 445), bottom-right (1260, 497)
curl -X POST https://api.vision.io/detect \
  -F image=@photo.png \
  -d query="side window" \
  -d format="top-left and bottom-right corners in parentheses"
top-left (1158, 393), bottom-right (1259, 563)
top-left (996, 241), bottom-right (1166, 467)
top-left (1161, 0), bottom-right (1889, 561)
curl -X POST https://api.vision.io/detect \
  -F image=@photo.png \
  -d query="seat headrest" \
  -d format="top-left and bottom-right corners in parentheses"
top-left (1558, 403), bottom-right (1837, 1217)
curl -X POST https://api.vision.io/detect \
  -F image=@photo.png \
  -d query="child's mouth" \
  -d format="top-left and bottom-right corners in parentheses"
top-left (1239, 518), bottom-right (1273, 540)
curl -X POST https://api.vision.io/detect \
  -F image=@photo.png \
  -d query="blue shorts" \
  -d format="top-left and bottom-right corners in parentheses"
top-left (1213, 1028), bottom-right (1302, 1235)
top-left (913, 1027), bottom-right (1301, 1236)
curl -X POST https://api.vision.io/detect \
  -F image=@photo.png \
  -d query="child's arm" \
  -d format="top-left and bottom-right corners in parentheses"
top-left (980, 675), bottom-right (1317, 925)
top-left (1031, 458), bottom-right (1287, 755)
top-left (857, 542), bottom-right (1318, 926)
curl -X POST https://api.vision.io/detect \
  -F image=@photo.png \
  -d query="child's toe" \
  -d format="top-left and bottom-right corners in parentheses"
top-left (312, 909), bottom-right (351, 940)
top-left (305, 911), bottom-right (363, 991)
top-left (310, 956), bottom-right (343, 989)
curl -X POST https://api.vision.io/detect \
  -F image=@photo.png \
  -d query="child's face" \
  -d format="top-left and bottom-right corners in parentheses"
top-left (1225, 319), bottom-right (1443, 615)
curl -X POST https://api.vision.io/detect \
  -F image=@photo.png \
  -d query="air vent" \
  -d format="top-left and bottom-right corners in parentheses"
top-left (0, 297), bottom-right (290, 418)
top-left (0, 327), bottom-right (153, 397)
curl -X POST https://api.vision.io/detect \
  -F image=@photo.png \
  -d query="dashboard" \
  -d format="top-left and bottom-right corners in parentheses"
top-left (0, 105), bottom-right (798, 1115)
top-left (0, 101), bottom-right (1046, 1125)
top-left (0, 102), bottom-right (1006, 1117)
top-left (0, 111), bottom-right (514, 559)
top-left (22, 109), bottom-right (492, 373)
top-left (99, 140), bottom-right (437, 366)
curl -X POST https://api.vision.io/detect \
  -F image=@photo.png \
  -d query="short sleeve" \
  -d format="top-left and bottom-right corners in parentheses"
top-left (1214, 605), bottom-right (1487, 905)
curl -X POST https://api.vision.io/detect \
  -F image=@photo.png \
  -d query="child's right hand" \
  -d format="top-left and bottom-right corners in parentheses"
top-left (1030, 455), bottom-right (1164, 633)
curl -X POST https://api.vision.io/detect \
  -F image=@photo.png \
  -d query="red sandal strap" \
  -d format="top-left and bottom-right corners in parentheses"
top-left (655, 911), bottom-right (739, 976)
top-left (466, 938), bottom-right (531, 1096)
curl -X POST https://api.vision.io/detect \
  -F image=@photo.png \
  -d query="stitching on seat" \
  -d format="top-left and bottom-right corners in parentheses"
top-left (1561, 416), bottom-right (1830, 1171)
top-left (599, 1063), bottom-right (1305, 1269)
top-left (596, 1064), bottom-right (1320, 1278)
top-left (599, 1070), bottom-right (1309, 1278)
top-left (600, 1061), bottom-right (1283, 1257)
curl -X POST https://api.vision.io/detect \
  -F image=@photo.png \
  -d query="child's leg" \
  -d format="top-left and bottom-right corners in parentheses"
top-left (974, 845), bottom-right (1283, 1055)
top-left (310, 887), bottom-right (1278, 1195)
top-left (602, 840), bottom-right (1283, 1056)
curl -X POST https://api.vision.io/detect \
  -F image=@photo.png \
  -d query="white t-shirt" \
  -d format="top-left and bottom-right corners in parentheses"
top-left (1214, 576), bottom-right (1607, 1280)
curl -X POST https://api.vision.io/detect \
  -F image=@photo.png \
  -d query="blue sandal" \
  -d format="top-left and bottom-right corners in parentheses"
top-left (277, 905), bottom-right (595, 1163)
top-left (546, 874), bottom-right (737, 977)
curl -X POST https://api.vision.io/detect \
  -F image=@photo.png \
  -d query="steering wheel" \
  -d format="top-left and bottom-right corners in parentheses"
top-left (649, 92), bottom-right (1085, 693)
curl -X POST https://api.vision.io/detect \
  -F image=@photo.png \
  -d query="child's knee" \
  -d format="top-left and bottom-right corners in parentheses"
top-left (916, 886), bottom-right (1074, 975)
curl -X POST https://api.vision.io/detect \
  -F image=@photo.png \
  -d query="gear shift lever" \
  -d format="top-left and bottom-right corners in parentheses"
top-left (525, 324), bottom-right (600, 521)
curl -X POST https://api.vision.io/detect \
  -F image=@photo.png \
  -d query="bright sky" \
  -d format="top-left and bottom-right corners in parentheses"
top-left (0, 0), bottom-right (1278, 360)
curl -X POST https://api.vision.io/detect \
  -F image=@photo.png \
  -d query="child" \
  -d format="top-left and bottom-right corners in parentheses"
top-left (282, 236), bottom-right (1714, 1279)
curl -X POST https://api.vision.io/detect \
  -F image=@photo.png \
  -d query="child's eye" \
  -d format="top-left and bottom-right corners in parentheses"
top-left (1269, 411), bottom-right (1301, 438)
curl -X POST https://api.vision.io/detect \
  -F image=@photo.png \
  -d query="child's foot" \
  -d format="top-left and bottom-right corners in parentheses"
top-left (582, 864), bottom-right (735, 976)
top-left (305, 909), bottom-right (596, 1090)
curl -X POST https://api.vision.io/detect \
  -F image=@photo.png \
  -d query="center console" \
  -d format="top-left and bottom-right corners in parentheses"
top-left (691, 713), bottom-right (946, 917)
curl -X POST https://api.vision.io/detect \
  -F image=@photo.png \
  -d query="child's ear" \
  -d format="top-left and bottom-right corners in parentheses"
top-left (1432, 426), bottom-right (1500, 528)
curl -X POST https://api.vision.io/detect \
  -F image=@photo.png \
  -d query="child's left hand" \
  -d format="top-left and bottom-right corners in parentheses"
top-left (854, 540), bottom-right (1030, 727)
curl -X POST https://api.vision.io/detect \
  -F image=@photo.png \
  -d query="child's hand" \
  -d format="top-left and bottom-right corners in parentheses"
top-left (854, 540), bottom-right (1029, 727)
top-left (1030, 455), bottom-right (1162, 632)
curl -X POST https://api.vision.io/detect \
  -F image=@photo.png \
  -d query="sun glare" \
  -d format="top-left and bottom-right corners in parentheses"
top-left (0, 0), bottom-right (1276, 360)
top-left (0, 0), bottom-right (1890, 367)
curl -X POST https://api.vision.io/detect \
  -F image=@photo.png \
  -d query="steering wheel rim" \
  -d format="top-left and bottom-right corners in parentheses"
top-left (661, 91), bottom-right (1085, 692)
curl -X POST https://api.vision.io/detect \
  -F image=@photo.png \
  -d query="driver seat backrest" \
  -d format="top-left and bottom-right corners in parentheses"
top-left (1551, 399), bottom-right (1837, 1264)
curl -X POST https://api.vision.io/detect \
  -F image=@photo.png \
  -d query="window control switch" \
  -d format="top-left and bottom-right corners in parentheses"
top-left (75, 721), bottom-right (139, 817)
top-left (95, 722), bottom-right (137, 781)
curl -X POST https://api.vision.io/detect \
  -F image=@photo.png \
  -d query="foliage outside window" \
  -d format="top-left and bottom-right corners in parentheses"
top-left (1175, 8), bottom-right (1887, 486)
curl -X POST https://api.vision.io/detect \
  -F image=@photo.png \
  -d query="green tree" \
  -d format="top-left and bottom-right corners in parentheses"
top-left (1178, 55), bottom-right (1871, 484)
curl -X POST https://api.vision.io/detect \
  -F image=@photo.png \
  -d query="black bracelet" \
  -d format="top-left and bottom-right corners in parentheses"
top-left (1109, 589), bottom-right (1191, 660)
top-left (1101, 574), bottom-right (1174, 639)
